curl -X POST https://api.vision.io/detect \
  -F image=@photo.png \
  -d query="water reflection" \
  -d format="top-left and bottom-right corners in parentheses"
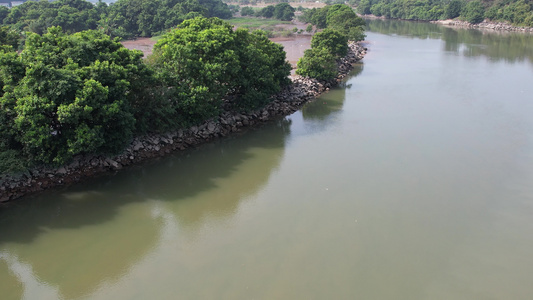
top-left (301, 64), bottom-right (364, 122)
top-left (366, 19), bottom-right (444, 39)
top-left (0, 251), bottom-right (61, 299)
top-left (0, 119), bottom-right (292, 299)
top-left (367, 19), bottom-right (533, 65)
top-left (293, 64), bottom-right (365, 137)
top-left (0, 259), bottom-right (23, 299)
top-left (114, 118), bottom-right (292, 230)
top-left (0, 192), bottom-right (161, 299)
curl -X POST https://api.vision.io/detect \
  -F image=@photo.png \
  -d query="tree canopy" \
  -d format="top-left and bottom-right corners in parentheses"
top-left (104, 0), bottom-right (232, 38)
top-left (0, 27), bottom-right (152, 164)
top-left (2, 0), bottom-right (102, 34)
top-left (300, 4), bottom-right (366, 40)
top-left (150, 17), bottom-right (291, 125)
top-left (296, 4), bottom-right (366, 81)
top-left (0, 26), bottom-right (19, 50)
top-left (296, 46), bottom-right (338, 80)
top-left (311, 28), bottom-right (349, 57)
top-left (256, 3), bottom-right (295, 21)
top-left (0, 0), bottom-right (232, 39)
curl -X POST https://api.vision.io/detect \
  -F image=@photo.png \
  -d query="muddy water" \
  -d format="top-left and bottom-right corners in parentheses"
top-left (2, 19), bottom-right (533, 299)
top-left (271, 35), bottom-right (312, 68)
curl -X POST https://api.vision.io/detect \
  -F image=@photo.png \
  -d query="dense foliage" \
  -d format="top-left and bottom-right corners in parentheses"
top-left (0, 0), bottom-right (232, 39)
top-left (104, 0), bottom-right (232, 38)
top-left (150, 17), bottom-right (291, 124)
top-left (0, 25), bottom-right (19, 49)
top-left (2, 0), bottom-right (104, 34)
top-left (300, 4), bottom-right (366, 41)
top-left (311, 28), bottom-right (349, 57)
top-left (0, 17), bottom-right (292, 172)
top-left (0, 27), bottom-right (152, 164)
top-left (296, 4), bottom-right (365, 80)
top-left (358, 0), bottom-right (533, 26)
top-left (296, 46), bottom-right (338, 80)
top-left (240, 6), bottom-right (256, 16)
top-left (255, 3), bottom-right (296, 21)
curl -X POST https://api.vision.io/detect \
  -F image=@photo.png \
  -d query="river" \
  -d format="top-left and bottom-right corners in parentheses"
top-left (1, 19), bottom-right (533, 299)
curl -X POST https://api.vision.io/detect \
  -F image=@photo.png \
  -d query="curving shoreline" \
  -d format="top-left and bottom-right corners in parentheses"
top-left (431, 19), bottom-right (533, 33)
top-left (0, 42), bottom-right (367, 203)
top-left (362, 15), bottom-right (533, 33)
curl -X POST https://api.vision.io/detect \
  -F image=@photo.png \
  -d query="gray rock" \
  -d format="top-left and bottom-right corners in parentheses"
top-left (105, 158), bottom-right (121, 169)
top-left (133, 141), bottom-right (144, 151)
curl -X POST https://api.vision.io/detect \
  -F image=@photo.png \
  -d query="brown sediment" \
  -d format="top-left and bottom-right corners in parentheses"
top-left (122, 33), bottom-right (313, 68)
top-left (271, 35), bottom-right (312, 68)
top-left (121, 37), bottom-right (157, 57)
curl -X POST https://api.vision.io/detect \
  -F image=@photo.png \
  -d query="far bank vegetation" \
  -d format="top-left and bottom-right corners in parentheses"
top-left (357, 0), bottom-right (533, 26)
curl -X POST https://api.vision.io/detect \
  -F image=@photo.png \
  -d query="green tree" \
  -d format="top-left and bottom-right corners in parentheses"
top-left (232, 29), bottom-right (291, 110)
top-left (311, 28), bottom-right (348, 57)
top-left (0, 6), bottom-right (9, 24)
top-left (273, 3), bottom-right (295, 21)
top-left (0, 26), bottom-right (20, 50)
top-left (2, 27), bottom-right (151, 164)
top-left (0, 0), bottom-right (230, 39)
top-left (150, 17), bottom-right (291, 118)
top-left (311, 6), bottom-right (329, 28)
top-left (0, 48), bottom-right (27, 173)
top-left (446, 0), bottom-right (464, 19)
top-left (296, 47), bottom-right (337, 80)
top-left (326, 4), bottom-right (366, 41)
top-left (462, 0), bottom-right (485, 24)
top-left (151, 17), bottom-right (240, 124)
top-left (258, 5), bottom-right (275, 18)
top-left (2, 0), bottom-right (100, 35)
top-left (358, 0), bottom-right (372, 15)
top-left (502, 0), bottom-right (531, 25)
top-left (241, 6), bottom-right (255, 16)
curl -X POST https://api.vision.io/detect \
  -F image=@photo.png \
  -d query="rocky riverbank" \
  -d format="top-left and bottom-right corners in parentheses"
top-left (362, 15), bottom-right (533, 33)
top-left (432, 19), bottom-right (533, 33)
top-left (0, 42), bottom-right (367, 203)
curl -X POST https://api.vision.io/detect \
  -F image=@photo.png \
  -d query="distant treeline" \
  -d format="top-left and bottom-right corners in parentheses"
top-left (358, 0), bottom-right (533, 26)
top-left (240, 3), bottom-right (295, 21)
top-left (0, 0), bottom-right (232, 40)
top-left (0, 17), bottom-right (291, 172)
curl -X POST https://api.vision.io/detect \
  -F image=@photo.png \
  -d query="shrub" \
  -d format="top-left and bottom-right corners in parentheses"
top-left (296, 47), bottom-right (337, 80)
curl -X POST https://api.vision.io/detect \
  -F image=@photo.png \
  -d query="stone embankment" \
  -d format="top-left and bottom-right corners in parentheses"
top-left (0, 42), bottom-right (367, 203)
top-left (432, 19), bottom-right (533, 33)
